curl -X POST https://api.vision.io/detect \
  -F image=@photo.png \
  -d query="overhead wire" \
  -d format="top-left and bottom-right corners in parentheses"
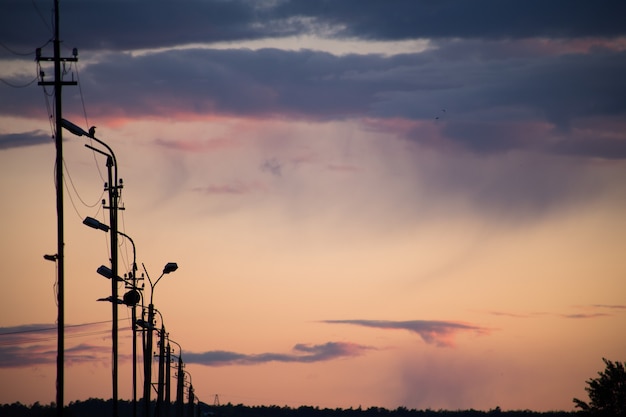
top-left (27, 9), bottom-right (146, 368)
top-left (30, 0), bottom-right (54, 34)
top-left (0, 76), bottom-right (38, 88)
top-left (118, 199), bottom-right (134, 275)
top-left (62, 157), bottom-right (106, 224)
top-left (0, 320), bottom-right (112, 336)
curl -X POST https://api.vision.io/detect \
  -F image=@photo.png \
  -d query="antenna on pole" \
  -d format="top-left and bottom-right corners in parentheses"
top-left (36, 1), bottom-right (78, 417)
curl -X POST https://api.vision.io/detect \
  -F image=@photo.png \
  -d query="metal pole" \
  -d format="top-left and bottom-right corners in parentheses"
top-left (175, 358), bottom-right (184, 417)
top-left (118, 234), bottom-right (137, 417)
top-left (131, 262), bottom-right (138, 417)
top-left (156, 325), bottom-right (166, 417)
top-left (105, 154), bottom-right (119, 417)
top-left (53, 1), bottom-right (64, 415)
top-left (165, 341), bottom-right (171, 415)
top-left (187, 384), bottom-right (194, 417)
top-left (144, 304), bottom-right (155, 417)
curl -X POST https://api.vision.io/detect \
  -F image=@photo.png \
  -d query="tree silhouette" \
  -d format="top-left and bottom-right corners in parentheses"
top-left (573, 358), bottom-right (626, 415)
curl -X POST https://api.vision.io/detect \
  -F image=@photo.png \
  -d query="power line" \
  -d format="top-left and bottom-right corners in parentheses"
top-left (30, 0), bottom-right (54, 34)
top-left (0, 329), bottom-right (117, 347)
top-left (0, 319), bottom-right (121, 337)
top-left (0, 76), bottom-right (38, 88)
top-left (0, 39), bottom-right (51, 56)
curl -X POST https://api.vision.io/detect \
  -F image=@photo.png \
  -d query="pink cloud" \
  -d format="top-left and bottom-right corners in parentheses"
top-left (154, 136), bottom-right (240, 152)
top-left (326, 163), bottom-right (359, 172)
top-left (323, 319), bottom-right (491, 348)
top-left (485, 304), bottom-right (626, 319)
top-left (192, 181), bottom-right (267, 195)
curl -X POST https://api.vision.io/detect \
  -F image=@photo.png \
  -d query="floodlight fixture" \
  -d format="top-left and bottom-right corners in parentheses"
top-left (97, 265), bottom-right (124, 282)
top-left (44, 254), bottom-right (58, 262)
top-left (83, 216), bottom-right (110, 232)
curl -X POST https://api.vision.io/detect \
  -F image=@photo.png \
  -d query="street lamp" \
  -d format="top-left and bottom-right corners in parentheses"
top-left (63, 119), bottom-right (122, 417)
top-left (183, 370), bottom-right (195, 417)
top-left (83, 216), bottom-right (110, 232)
top-left (168, 338), bottom-right (185, 417)
top-left (142, 263), bottom-right (178, 417)
top-left (156, 320), bottom-right (167, 417)
top-left (83, 215), bottom-right (142, 417)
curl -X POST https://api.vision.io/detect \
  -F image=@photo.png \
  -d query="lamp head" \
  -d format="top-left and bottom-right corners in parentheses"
top-left (83, 216), bottom-right (110, 232)
top-left (123, 289), bottom-right (141, 306)
top-left (136, 319), bottom-right (155, 330)
top-left (163, 262), bottom-right (178, 274)
top-left (61, 118), bottom-right (89, 137)
top-left (97, 265), bottom-right (124, 281)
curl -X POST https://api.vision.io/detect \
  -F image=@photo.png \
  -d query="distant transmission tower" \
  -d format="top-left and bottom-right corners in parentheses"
top-left (213, 394), bottom-right (220, 406)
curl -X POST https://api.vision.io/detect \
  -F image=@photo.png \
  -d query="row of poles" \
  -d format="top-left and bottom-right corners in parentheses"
top-left (37, 1), bottom-right (202, 416)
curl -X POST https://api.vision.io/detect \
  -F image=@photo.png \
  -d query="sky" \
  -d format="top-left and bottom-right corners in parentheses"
top-left (1, 0), bottom-right (626, 412)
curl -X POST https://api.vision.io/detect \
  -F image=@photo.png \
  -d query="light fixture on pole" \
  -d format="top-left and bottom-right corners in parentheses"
top-left (83, 216), bottom-right (142, 417)
top-left (184, 370), bottom-right (195, 417)
top-left (141, 262), bottom-right (178, 417)
top-left (156, 322), bottom-right (167, 417)
top-left (168, 338), bottom-right (184, 417)
top-left (64, 119), bottom-right (122, 417)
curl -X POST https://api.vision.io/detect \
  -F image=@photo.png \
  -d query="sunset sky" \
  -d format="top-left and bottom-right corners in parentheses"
top-left (1, 0), bottom-right (626, 412)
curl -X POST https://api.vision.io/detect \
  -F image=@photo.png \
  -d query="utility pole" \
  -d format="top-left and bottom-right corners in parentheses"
top-left (144, 304), bottom-right (155, 417)
top-left (165, 341), bottom-right (172, 414)
top-left (187, 384), bottom-right (195, 417)
top-left (104, 152), bottom-right (121, 417)
top-left (37, 1), bottom-right (77, 416)
top-left (156, 325), bottom-right (166, 417)
top-left (175, 358), bottom-right (184, 417)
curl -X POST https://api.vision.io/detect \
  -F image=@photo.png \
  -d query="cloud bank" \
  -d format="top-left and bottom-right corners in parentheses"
top-left (3, 1), bottom-right (625, 51)
top-left (184, 342), bottom-right (373, 366)
top-left (0, 322), bottom-right (126, 368)
top-left (323, 319), bottom-right (490, 347)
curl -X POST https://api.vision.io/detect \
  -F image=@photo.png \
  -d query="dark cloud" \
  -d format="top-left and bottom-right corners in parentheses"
top-left (184, 342), bottom-right (373, 366)
top-left (323, 319), bottom-right (490, 347)
top-left (273, 0), bottom-right (626, 41)
top-left (260, 158), bottom-right (282, 176)
top-left (4, 44), bottom-right (622, 156)
top-left (0, 130), bottom-right (52, 149)
top-left (2, 1), bottom-right (624, 53)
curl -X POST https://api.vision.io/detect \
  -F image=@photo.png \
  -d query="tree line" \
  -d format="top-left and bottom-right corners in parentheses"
top-left (3, 358), bottom-right (624, 417)
top-left (0, 400), bottom-right (576, 417)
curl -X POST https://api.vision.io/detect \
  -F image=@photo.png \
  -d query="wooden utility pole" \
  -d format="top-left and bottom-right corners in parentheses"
top-left (37, 1), bottom-right (77, 416)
